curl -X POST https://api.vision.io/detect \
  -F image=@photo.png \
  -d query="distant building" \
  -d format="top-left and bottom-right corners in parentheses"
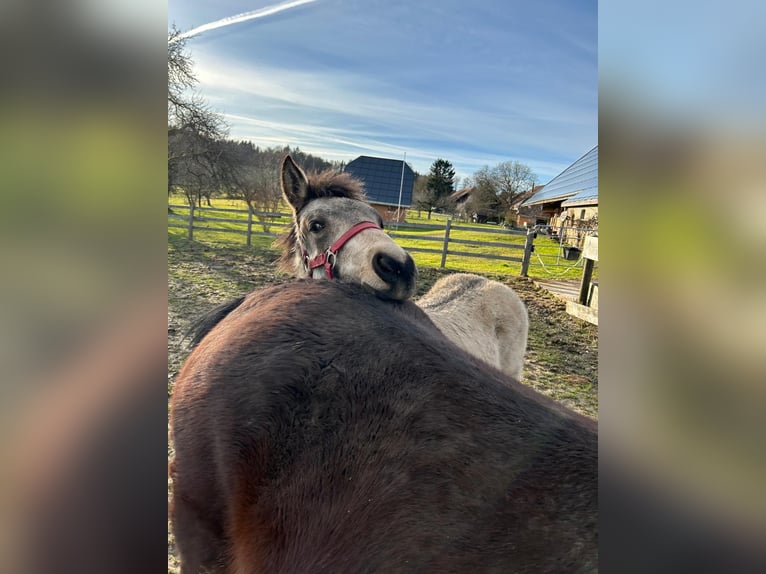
top-left (345, 156), bottom-right (415, 222)
top-left (521, 146), bottom-right (598, 242)
top-left (512, 185), bottom-right (545, 228)
top-left (448, 187), bottom-right (475, 220)
top-left (450, 185), bottom-right (540, 226)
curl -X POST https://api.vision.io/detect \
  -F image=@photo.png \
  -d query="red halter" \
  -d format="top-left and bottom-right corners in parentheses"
top-left (303, 221), bottom-right (381, 279)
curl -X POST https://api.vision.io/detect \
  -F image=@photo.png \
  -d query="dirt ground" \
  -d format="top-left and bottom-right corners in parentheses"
top-left (167, 238), bottom-right (598, 572)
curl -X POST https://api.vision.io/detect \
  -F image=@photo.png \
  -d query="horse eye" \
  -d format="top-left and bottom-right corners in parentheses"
top-left (309, 220), bottom-right (325, 233)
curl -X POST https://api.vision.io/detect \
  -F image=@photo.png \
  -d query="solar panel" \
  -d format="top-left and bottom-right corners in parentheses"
top-left (345, 156), bottom-right (415, 206)
top-left (522, 146), bottom-right (598, 206)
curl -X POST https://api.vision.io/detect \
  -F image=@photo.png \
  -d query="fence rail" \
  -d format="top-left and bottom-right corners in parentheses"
top-left (168, 205), bottom-right (600, 277)
top-left (168, 203), bottom-right (537, 275)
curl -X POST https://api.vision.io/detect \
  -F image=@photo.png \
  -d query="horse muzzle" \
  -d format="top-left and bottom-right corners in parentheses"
top-left (371, 252), bottom-right (418, 300)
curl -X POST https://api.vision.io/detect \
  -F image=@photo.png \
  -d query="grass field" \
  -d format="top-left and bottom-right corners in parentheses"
top-left (168, 195), bottom-right (596, 280)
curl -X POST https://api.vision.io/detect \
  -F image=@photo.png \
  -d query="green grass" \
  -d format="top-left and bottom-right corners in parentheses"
top-left (168, 195), bottom-right (595, 280)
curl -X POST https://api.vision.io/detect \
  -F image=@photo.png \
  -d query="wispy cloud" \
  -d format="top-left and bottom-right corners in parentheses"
top-left (195, 54), bottom-right (594, 180)
top-left (169, 0), bottom-right (596, 181)
top-left (170, 0), bottom-right (319, 43)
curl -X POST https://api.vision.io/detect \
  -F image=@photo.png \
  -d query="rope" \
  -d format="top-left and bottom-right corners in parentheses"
top-left (534, 252), bottom-right (585, 276)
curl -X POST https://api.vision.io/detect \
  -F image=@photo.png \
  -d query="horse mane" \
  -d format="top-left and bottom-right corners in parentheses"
top-left (275, 170), bottom-right (368, 274)
top-left (184, 295), bottom-right (247, 350)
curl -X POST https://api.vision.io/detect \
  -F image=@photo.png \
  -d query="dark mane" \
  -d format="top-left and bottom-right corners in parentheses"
top-left (275, 169), bottom-right (368, 274)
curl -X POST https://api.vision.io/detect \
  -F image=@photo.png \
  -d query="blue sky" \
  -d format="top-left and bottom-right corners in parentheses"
top-left (168, 0), bottom-right (597, 184)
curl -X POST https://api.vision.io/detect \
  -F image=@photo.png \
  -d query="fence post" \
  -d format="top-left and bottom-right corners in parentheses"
top-left (520, 229), bottom-right (534, 277)
top-left (440, 218), bottom-right (452, 268)
top-left (578, 259), bottom-right (595, 304)
top-left (246, 203), bottom-right (253, 247)
top-left (187, 202), bottom-right (194, 240)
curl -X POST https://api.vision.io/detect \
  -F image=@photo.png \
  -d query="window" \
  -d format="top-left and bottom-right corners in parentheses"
top-left (580, 209), bottom-right (586, 220)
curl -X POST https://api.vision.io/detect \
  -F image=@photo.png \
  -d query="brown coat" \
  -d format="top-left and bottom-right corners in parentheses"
top-left (170, 280), bottom-right (597, 573)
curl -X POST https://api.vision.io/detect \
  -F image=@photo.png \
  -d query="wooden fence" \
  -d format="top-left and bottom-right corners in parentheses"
top-left (168, 203), bottom-right (536, 276)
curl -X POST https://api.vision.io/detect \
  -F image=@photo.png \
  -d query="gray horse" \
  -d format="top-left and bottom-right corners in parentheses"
top-left (277, 156), bottom-right (528, 380)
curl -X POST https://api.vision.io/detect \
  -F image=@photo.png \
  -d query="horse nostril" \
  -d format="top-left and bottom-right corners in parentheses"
top-left (373, 253), bottom-right (403, 284)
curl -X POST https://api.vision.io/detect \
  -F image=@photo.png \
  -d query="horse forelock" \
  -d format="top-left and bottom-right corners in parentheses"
top-left (276, 170), bottom-right (368, 274)
top-left (304, 170), bottom-right (367, 203)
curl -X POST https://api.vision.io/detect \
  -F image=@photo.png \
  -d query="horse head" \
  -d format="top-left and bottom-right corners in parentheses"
top-left (277, 155), bottom-right (417, 301)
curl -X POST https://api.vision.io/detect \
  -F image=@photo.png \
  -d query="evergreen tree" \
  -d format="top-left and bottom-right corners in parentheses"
top-left (418, 158), bottom-right (455, 219)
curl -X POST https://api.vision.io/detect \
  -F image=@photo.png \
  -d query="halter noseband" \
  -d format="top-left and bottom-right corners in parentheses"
top-left (302, 220), bottom-right (381, 279)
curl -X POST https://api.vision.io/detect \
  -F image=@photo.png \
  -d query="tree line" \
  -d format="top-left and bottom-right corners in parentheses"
top-left (168, 27), bottom-right (537, 227)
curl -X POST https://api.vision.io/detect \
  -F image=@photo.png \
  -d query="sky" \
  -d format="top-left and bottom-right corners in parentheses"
top-left (168, 0), bottom-right (597, 184)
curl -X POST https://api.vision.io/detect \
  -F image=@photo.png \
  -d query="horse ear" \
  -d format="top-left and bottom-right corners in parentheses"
top-left (281, 155), bottom-right (310, 213)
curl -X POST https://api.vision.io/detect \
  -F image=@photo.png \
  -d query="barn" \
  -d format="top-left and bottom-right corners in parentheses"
top-left (344, 156), bottom-right (415, 222)
top-left (521, 145), bottom-right (598, 242)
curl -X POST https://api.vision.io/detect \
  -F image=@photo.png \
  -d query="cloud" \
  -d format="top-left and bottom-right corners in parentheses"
top-left (170, 0), bottom-right (320, 43)
top-left (194, 54), bottom-right (591, 179)
top-left (173, 1), bottom-right (596, 181)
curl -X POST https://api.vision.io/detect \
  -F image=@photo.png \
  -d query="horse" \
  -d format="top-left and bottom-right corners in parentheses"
top-left (275, 155), bottom-right (417, 301)
top-left (416, 273), bottom-right (528, 381)
top-left (169, 280), bottom-right (598, 573)
top-left (276, 155), bottom-right (529, 380)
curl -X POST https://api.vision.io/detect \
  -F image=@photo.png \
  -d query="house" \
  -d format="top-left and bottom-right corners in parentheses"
top-left (449, 187), bottom-right (475, 209)
top-left (520, 145), bottom-right (598, 245)
top-left (513, 185), bottom-right (546, 228)
top-left (344, 156), bottom-right (415, 222)
top-left (448, 187), bottom-right (475, 221)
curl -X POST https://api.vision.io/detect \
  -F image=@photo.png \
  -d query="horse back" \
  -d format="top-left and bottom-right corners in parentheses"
top-left (170, 280), bottom-right (597, 573)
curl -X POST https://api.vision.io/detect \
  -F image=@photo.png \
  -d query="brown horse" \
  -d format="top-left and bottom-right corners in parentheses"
top-left (276, 156), bottom-right (528, 380)
top-left (170, 280), bottom-right (597, 573)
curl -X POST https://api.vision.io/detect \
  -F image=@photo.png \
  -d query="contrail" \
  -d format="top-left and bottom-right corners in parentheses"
top-left (170, 0), bottom-right (319, 43)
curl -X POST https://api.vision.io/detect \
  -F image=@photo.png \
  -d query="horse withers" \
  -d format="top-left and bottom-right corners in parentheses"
top-left (169, 280), bottom-right (597, 573)
top-left (275, 155), bottom-right (528, 380)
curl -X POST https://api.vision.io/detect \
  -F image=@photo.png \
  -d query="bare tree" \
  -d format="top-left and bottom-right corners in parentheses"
top-left (463, 161), bottom-right (536, 224)
top-left (170, 127), bottom-right (230, 209)
top-left (168, 26), bottom-right (228, 197)
top-left (464, 167), bottom-right (501, 222)
top-left (167, 27), bottom-right (226, 138)
top-left (223, 143), bottom-right (284, 235)
top-left (492, 161), bottom-right (536, 217)
top-left (411, 174), bottom-right (429, 218)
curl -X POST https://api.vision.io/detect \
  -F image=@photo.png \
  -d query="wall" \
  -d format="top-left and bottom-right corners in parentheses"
top-left (371, 203), bottom-right (409, 223)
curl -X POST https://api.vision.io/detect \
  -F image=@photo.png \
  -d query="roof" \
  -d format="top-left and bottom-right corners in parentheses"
top-left (449, 187), bottom-right (475, 204)
top-left (522, 146), bottom-right (598, 207)
top-left (511, 186), bottom-right (543, 209)
top-left (345, 156), bottom-right (415, 207)
top-left (561, 189), bottom-right (598, 207)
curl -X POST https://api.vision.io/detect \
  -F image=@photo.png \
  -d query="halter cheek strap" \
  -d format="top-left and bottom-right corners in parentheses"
top-left (303, 221), bottom-right (381, 280)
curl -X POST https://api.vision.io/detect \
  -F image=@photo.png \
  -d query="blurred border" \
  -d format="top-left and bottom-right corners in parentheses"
top-left (1, 0), bottom-right (765, 572)
top-left (0, 1), bottom-right (168, 572)
top-left (600, 0), bottom-right (766, 571)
